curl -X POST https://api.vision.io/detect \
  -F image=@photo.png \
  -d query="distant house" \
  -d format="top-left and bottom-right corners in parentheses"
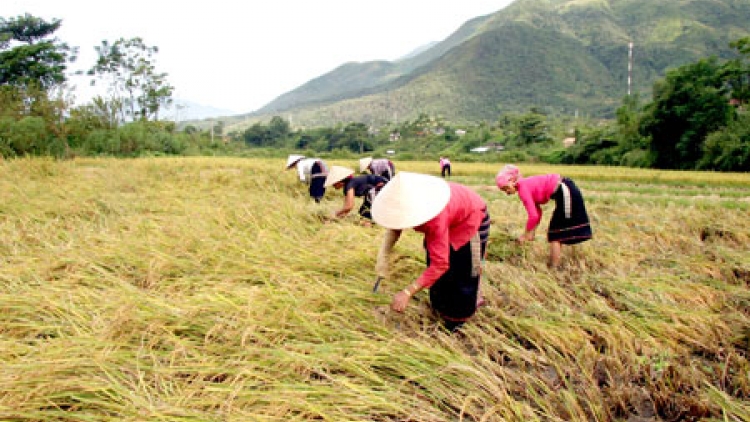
top-left (386, 149), bottom-right (396, 155)
top-left (455, 129), bottom-right (467, 136)
top-left (471, 143), bottom-right (504, 153)
top-left (563, 137), bottom-right (576, 147)
top-left (389, 132), bottom-right (401, 142)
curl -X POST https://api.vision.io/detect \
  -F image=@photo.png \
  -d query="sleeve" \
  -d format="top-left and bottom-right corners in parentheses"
top-left (519, 192), bottom-right (542, 231)
top-left (415, 224), bottom-right (451, 289)
top-left (297, 164), bottom-right (306, 182)
top-left (375, 229), bottom-right (401, 277)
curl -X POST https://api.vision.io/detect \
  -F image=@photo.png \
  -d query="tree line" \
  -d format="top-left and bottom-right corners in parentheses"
top-left (1, 13), bottom-right (748, 171)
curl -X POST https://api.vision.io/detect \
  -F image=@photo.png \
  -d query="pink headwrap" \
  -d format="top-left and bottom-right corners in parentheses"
top-left (495, 164), bottom-right (521, 188)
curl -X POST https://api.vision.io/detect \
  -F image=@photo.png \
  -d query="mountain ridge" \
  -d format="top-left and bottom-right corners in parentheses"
top-left (220, 0), bottom-right (750, 130)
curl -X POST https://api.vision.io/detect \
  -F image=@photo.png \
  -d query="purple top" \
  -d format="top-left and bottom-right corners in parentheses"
top-left (516, 174), bottom-right (561, 231)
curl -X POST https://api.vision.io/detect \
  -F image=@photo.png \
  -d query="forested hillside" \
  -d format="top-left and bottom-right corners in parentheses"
top-left (233, 0), bottom-right (750, 129)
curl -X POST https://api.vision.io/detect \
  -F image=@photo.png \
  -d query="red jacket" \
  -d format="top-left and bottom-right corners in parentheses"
top-left (413, 183), bottom-right (486, 288)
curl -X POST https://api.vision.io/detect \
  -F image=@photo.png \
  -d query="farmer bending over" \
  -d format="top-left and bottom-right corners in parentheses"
top-left (372, 172), bottom-right (490, 332)
top-left (285, 154), bottom-right (329, 203)
top-left (359, 157), bottom-right (396, 181)
top-left (324, 166), bottom-right (387, 221)
top-left (495, 164), bottom-right (592, 268)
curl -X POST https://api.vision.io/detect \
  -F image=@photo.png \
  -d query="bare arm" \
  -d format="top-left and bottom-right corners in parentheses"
top-left (335, 188), bottom-right (356, 217)
top-left (375, 229), bottom-right (401, 278)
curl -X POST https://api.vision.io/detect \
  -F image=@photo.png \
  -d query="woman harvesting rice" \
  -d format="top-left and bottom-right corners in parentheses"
top-left (285, 154), bottom-right (329, 203)
top-left (359, 157), bottom-right (396, 181)
top-left (324, 166), bottom-right (387, 221)
top-left (495, 164), bottom-right (592, 268)
top-left (372, 172), bottom-right (490, 331)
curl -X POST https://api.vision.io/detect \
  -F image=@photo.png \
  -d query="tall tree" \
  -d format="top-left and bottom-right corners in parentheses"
top-left (88, 37), bottom-right (174, 122)
top-left (0, 14), bottom-right (74, 89)
top-left (640, 58), bottom-right (733, 169)
top-left (723, 37), bottom-right (750, 107)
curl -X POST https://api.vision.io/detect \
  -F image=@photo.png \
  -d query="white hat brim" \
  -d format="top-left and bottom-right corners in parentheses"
top-left (324, 166), bottom-right (354, 187)
top-left (285, 155), bottom-right (305, 169)
top-left (371, 172), bottom-right (450, 229)
top-left (359, 157), bottom-right (373, 172)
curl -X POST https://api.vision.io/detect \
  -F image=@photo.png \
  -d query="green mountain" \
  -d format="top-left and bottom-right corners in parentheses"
top-left (229, 0), bottom-right (750, 130)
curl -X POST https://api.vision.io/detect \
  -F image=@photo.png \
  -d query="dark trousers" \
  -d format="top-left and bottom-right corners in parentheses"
top-left (427, 211), bottom-right (490, 331)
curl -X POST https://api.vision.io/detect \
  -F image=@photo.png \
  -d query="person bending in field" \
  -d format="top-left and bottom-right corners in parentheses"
top-left (439, 156), bottom-right (452, 178)
top-left (359, 156), bottom-right (396, 181)
top-left (285, 154), bottom-right (329, 203)
top-left (495, 164), bottom-right (592, 268)
top-left (372, 172), bottom-right (490, 332)
top-left (324, 166), bottom-right (387, 221)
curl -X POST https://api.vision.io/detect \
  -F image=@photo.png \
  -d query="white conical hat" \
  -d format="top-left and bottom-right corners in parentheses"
top-left (359, 157), bottom-right (373, 172)
top-left (371, 172), bottom-right (450, 229)
top-left (285, 154), bottom-right (305, 169)
top-left (324, 166), bottom-right (355, 187)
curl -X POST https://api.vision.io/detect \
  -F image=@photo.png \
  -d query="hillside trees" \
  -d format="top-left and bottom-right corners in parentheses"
top-left (640, 57), bottom-right (733, 169)
top-left (638, 37), bottom-right (750, 171)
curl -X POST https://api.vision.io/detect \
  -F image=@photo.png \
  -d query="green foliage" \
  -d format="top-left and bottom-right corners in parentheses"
top-left (724, 37), bottom-right (750, 106)
top-left (0, 115), bottom-right (50, 156)
top-left (558, 126), bottom-right (619, 165)
top-left (88, 37), bottom-right (174, 122)
top-left (641, 57), bottom-right (734, 169)
top-left (0, 14), bottom-right (73, 89)
top-left (699, 112), bottom-right (750, 171)
top-left (79, 121), bottom-right (185, 156)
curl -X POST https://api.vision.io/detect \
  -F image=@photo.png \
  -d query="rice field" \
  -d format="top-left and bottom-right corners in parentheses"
top-left (0, 156), bottom-right (748, 421)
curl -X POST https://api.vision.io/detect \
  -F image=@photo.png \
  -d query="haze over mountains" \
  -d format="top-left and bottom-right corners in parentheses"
top-left (213, 0), bottom-right (750, 130)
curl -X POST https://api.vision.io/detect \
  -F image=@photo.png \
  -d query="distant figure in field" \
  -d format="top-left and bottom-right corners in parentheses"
top-left (359, 157), bottom-right (396, 181)
top-left (324, 166), bottom-right (387, 221)
top-left (285, 154), bottom-right (329, 203)
top-left (372, 172), bottom-right (490, 332)
top-left (439, 156), bottom-right (452, 178)
top-left (495, 164), bottom-right (592, 268)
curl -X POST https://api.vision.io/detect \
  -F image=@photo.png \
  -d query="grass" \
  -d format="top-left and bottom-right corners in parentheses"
top-left (0, 156), bottom-right (749, 421)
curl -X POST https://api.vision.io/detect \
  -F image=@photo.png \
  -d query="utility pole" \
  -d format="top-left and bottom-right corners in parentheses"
top-left (628, 41), bottom-right (634, 96)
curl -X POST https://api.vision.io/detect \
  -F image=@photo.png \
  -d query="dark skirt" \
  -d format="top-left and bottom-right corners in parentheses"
top-left (309, 162), bottom-right (327, 202)
top-left (427, 210), bottom-right (490, 330)
top-left (358, 193), bottom-right (374, 220)
top-left (547, 177), bottom-right (592, 245)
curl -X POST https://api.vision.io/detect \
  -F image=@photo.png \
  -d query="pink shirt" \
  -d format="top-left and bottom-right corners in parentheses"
top-left (412, 183), bottom-right (486, 289)
top-left (516, 174), bottom-right (561, 231)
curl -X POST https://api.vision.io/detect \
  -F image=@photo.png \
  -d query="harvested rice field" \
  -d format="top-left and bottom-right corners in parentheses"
top-left (1, 156), bottom-right (749, 421)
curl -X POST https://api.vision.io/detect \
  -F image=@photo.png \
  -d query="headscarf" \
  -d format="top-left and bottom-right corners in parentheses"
top-left (495, 164), bottom-right (521, 188)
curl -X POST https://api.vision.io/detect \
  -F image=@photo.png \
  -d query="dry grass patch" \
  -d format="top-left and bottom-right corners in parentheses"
top-left (0, 157), bottom-right (748, 421)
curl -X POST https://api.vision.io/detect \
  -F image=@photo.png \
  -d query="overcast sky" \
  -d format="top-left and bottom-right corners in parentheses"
top-left (6, 0), bottom-right (515, 115)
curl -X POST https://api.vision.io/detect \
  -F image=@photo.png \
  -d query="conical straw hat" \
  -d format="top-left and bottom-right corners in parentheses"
top-left (285, 154), bottom-right (305, 169)
top-left (359, 157), bottom-right (373, 172)
top-left (324, 166), bottom-right (354, 187)
top-left (371, 172), bottom-right (450, 229)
